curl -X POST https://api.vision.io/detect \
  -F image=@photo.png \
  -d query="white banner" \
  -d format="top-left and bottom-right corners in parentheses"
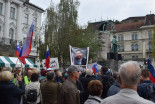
top-left (42, 58), bottom-right (59, 70)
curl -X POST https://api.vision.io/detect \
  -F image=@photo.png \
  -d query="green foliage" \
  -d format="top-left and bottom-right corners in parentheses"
top-left (152, 26), bottom-right (155, 60)
top-left (39, 0), bottom-right (100, 67)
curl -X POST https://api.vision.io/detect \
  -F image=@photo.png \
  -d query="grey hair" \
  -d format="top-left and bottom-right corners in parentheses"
top-left (119, 61), bottom-right (141, 86)
top-left (46, 71), bottom-right (55, 80)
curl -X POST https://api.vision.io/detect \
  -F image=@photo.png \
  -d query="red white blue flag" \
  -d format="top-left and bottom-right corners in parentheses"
top-left (19, 20), bottom-right (35, 59)
top-left (148, 60), bottom-right (155, 83)
top-left (15, 41), bottom-right (21, 57)
top-left (92, 64), bottom-right (98, 75)
top-left (45, 45), bottom-right (50, 69)
top-left (15, 42), bottom-right (26, 64)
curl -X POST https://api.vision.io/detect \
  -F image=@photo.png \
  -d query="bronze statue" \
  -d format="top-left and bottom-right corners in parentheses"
top-left (112, 34), bottom-right (118, 53)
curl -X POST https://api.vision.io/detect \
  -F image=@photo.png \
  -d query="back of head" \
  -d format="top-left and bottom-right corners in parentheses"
top-left (0, 71), bottom-right (12, 81)
top-left (88, 80), bottom-right (103, 96)
top-left (31, 73), bottom-right (39, 82)
top-left (141, 69), bottom-right (150, 79)
top-left (119, 61), bottom-right (141, 86)
top-left (86, 69), bottom-right (93, 76)
top-left (46, 71), bottom-right (55, 80)
top-left (101, 66), bottom-right (108, 74)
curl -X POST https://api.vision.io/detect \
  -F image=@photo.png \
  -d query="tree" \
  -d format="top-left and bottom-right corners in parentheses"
top-left (39, 0), bottom-right (100, 67)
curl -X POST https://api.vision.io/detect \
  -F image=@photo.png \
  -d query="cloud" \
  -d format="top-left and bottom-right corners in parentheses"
top-left (30, 0), bottom-right (155, 26)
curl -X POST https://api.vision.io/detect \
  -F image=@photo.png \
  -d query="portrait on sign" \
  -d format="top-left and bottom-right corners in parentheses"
top-left (69, 45), bottom-right (89, 67)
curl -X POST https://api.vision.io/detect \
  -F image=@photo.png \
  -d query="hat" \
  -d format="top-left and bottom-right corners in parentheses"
top-left (67, 66), bottom-right (79, 74)
top-left (86, 69), bottom-right (94, 76)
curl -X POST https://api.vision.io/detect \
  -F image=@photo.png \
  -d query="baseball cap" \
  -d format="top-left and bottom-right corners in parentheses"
top-left (67, 66), bottom-right (79, 74)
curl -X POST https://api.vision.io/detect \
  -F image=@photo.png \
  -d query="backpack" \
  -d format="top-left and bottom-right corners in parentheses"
top-left (27, 83), bottom-right (40, 102)
top-left (146, 83), bottom-right (155, 102)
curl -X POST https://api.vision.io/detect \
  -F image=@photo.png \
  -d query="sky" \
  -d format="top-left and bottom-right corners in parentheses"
top-left (30, 0), bottom-right (155, 26)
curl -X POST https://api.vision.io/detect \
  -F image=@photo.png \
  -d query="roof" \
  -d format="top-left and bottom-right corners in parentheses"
top-left (121, 16), bottom-right (145, 23)
top-left (115, 20), bottom-right (145, 32)
top-left (0, 56), bottom-right (37, 68)
top-left (24, 2), bottom-right (45, 12)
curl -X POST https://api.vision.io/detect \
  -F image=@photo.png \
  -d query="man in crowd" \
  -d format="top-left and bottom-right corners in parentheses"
top-left (58, 66), bottom-right (80, 104)
top-left (137, 69), bottom-right (155, 102)
top-left (41, 71), bottom-right (62, 104)
top-left (101, 61), bottom-right (154, 104)
top-left (74, 50), bottom-right (86, 65)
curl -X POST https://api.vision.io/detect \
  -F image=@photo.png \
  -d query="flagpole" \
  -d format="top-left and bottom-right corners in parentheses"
top-left (15, 58), bottom-right (19, 68)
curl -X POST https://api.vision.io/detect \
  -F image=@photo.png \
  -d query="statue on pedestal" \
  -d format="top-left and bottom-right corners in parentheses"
top-left (111, 34), bottom-right (118, 53)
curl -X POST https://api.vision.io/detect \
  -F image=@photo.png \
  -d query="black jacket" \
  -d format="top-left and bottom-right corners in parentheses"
top-left (0, 81), bottom-right (25, 104)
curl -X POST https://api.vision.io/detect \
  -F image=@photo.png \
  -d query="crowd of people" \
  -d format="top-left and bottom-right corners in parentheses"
top-left (0, 61), bottom-right (155, 104)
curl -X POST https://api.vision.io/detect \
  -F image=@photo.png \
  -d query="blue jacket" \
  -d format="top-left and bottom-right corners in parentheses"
top-left (0, 81), bottom-right (25, 104)
top-left (107, 81), bottom-right (120, 97)
top-left (137, 80), bottom-right (152, 100)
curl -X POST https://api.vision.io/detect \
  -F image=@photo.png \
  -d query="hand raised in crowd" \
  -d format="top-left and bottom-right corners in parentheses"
top-left (17, 75), bottom-right (22, 81)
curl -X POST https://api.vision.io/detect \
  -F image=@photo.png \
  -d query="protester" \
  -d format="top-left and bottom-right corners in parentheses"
top-left (101, 61), bottom-right (154, 104)
top-left (58, 66), bottom-right (80, 104)
top-left (24, 69), bottom-right (32, 85)
top-left (74, 50), bottom-right (86, 65)
top-left (0, 71), bottom-right (25, 104)
top-left (39, 69), bottom-right (47, 83)
top-left (99, 66), bottom-right (114, 99)
top-left (84, 80), bottom-right (103, 104)
top-left (54, 69), bottom-right (64, 83)
top-left (76, 79), bottom-right (84, 104)
top-left (79, 69), bottom-right (96, 103)
top-left (25, 73), bottom-right (41, 104)
top-left (107, 72), bottom-right (120, 96)
top-left (41, 71), bottom-right (62, 104)
top-left (137, 69), bottom-right (155, 102)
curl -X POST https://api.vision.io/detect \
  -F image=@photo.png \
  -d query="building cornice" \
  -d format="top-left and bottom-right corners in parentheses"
top-left (24, 2), bottom-right (45, 13)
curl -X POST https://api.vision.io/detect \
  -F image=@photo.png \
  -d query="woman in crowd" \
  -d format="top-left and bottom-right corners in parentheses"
top-left (0, 71), bottom-right (25, 104)
top-left (25, 73), bottom-right (41, 104)
top-left (84, 80), bottom-right (103, 104)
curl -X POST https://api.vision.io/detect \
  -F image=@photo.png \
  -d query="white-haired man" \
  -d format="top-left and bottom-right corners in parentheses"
top-left (101, 61), bottom-right (154, 104)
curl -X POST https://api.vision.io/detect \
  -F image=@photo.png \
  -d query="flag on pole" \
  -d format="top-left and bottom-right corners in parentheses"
top-left (92, 64), bottom-right (98, 75)
top-left (15, 41), bottom-right (21, 57)
top-left (148, 60), bottom-right (155, 83)
top-left (19, 20), bottom-right (35, 59)
top-left (45, 45), bottom-right (50, 69)
top-left (15, 42), bottom-right (26, 64)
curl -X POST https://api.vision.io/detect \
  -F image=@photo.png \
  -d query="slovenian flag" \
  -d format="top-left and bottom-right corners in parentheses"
top-left (15, 42), bottom-right (21, 57)
top-left (19, 20), bottom-right (35, 59)
top-left (15, 42), bottom-right (26, 64)
top-left (92, 64), bottom-right (98, 75)
top-left (148, 60), bottom-right (155, 83)
top-left (45, 45), bottom-right (50, 69)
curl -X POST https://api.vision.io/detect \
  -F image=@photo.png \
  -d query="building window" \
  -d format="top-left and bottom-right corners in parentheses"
top-left (132, 33), bottom-right (138, 40)
top-left (135, 44), bottom-right (138, 51)
top-left (9, 28), bottom-right (14, 39)
top-left (24, 14), bottom-right (28, 24)
top-left (118, 34), bottom-right (123, 41)
top-left (10, 7), bottom-right (15, 19)
top-left (34, 18), bottom-right (37, 27)
top-left (120, 45), bottom-right (124, 52)
top-left (131, 44), bottom-right (134, 51)
top-left (148, 31), bottom-right (152, 39)
top-left (121, 35), bottom-right (124, 41)
top-left (118, 45), bottom-right (120, 52)
top-left (149, 41), bottom-right (152, 50)
top-left (131, 44), bottom-right (138, 51)
top-left (0, 2), bottom-right (3, 15)
top-left (132, 55), bottom-right (138, 59)
top-left (118, 36), bottom-right (120, 41)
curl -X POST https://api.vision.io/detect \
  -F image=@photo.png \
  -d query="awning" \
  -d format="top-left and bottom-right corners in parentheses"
top-left (0, 56), bottom-right (37, 68)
